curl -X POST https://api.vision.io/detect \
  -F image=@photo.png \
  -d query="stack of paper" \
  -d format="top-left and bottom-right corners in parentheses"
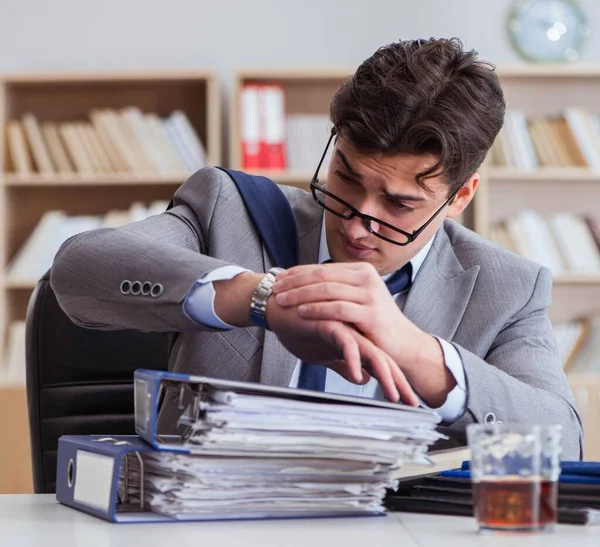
top-left (132, 387), bottom-right (445, 520)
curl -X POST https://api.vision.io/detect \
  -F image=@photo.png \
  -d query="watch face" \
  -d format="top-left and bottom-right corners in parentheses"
top-left (508, 0), bottom-right (589, 62)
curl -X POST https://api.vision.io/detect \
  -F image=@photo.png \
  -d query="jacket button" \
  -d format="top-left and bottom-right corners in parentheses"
top-left (484, 412), bottom-right (496, 424)
top-left (151, 283), bottom-right (164, 298)
top-left (141, 281), bottom-right (152, 296)
top-left (131, 281), bottom-right (142, 295)
top-left (120, 280), bottom-right (132, 295)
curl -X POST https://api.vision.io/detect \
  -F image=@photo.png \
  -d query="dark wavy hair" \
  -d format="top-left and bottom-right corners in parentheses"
top-left (330, 37), bottom-right (505, 196)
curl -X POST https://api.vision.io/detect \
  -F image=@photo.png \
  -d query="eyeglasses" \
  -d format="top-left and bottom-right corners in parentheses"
top-left (310, 130), bottom-right (462, 246)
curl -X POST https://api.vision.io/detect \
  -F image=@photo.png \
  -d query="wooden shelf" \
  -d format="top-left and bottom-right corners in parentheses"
top-left (488, 167), bottom-right (600, 181)
top-left (3, 279), bottom-right (37, 290)
top-left (1, 70), bottom-right (216, 84)
top-left (0, 387), bottom-right (32, 493)
top-left (2, 173), bottom-right (189, 186)
top-left (235, 68), bottom-right (351, 81)
top-left (0, 70), bottom-right (221, 399)
top-left (554, 275), bottom-right (600, 285)
top-left (244, 169), bottom-right (316, 186)
top-left (497, 64), bottom-right (600, 78)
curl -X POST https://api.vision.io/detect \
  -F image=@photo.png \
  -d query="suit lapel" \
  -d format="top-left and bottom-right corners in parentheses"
top-left (403, 223), bottom-right (480, 341)
top-left (259, 192), bottom-right (322, 386)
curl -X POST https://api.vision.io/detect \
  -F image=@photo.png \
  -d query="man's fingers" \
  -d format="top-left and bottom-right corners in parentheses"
top-left (298, 301), bottom-right (365, 326)
top-left (313, 322), bottom-right (415, 405)
top-left (316, 321), bottom-right (363, 383)
top-left (387, 354), bottom-right (420, 406)
top-left (274, 263), bottom-right (375, 294)
top-left (359, 344), bottom-right (400, 403)
top-left (275, 283), bottom-right (367, 308)
top-left (277, 262), bottom-right (371, 279)
top-left (327, 360), bottom-right (371, 385)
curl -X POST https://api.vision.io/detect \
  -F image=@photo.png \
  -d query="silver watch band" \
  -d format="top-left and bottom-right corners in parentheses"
top-left (249, 267), bottom-right (285, 329)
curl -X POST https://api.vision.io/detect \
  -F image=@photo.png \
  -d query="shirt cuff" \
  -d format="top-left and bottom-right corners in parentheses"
top-left (183, 265), bottom-right (250, 329)
top-left (422, 337), bottom-right (467, 424)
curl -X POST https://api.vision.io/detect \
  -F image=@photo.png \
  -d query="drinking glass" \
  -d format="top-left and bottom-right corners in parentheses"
top-left (466, 423), bottom-right (562, 533)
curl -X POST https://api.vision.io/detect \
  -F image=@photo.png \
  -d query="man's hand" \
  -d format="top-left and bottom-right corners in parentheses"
top-left (265, 296), bottom-right (418, 405)
top-left (272, 262), bottom-right (456, 407)
top-left (212, 270), bottom-right (418, 404)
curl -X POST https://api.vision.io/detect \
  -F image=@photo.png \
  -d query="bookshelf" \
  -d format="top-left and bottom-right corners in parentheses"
top-left (476, 65), bottom-right (600, 324)
top-left (0, 70), bottom-right (221, 493)
top-left (477, 65), bottom-right (600, 459)
top-left (230, 69), bottom-right (352, 188)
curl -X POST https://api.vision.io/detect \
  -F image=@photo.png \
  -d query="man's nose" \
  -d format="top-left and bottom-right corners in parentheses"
top-left (342, 214), bottom-right (372, 240)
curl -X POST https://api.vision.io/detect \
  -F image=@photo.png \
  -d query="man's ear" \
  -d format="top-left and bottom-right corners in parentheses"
top-left (446, 172), bottom-right (479, 218)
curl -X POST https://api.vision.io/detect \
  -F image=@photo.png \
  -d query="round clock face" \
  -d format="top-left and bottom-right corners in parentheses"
top-left (508, 0), bottom-right (589, 62)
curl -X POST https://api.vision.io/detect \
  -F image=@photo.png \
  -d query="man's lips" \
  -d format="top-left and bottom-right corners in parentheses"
top-left (340, 234), bottom-right (377, 258)
top-left (341, 234), bottom-right (376, 250)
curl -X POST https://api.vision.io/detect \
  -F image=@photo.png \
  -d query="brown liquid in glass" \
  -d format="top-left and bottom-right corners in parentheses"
top-left (473, 477), bottom-right (557, 529)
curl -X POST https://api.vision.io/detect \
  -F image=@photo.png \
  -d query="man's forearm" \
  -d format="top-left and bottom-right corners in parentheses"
top-left (213, 272), bottom-right (264, 327)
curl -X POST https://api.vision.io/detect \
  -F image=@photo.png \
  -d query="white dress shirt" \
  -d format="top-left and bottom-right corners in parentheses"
top-left (183, 217), bottom-right (467, 422)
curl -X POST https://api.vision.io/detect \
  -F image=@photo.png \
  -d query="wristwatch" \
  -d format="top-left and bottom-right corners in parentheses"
top-left (249, 267), bottom-right (285, 329)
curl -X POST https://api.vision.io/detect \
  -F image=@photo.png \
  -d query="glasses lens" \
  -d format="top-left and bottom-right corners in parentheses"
top-left (312, 185), bottom-right (352, 218)
top-left (312, 184), bottom-right (411, 245)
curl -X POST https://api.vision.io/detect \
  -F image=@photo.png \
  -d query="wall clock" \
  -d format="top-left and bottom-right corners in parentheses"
top-left (508, 0), bottom-right (590, 62)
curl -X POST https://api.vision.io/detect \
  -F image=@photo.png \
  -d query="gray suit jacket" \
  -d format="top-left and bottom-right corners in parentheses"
top-left (50, 167), bottom-right (584, 459)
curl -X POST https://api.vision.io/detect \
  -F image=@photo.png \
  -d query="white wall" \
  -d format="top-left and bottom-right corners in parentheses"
top-left (2, 0), bottom-right (599, 77)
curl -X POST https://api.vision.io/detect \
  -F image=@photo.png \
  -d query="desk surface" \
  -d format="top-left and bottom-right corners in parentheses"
top-left (2, 495), bottom-right (599, 547)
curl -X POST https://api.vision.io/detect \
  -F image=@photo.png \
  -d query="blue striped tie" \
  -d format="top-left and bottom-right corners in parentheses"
top-left (297, 262), bottom-right (413, 391)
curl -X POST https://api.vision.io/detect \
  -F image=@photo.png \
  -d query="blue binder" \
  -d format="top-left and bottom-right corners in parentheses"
top-left (56, 435), bottom-right (176, 523)
top-left (133, 368), bottom-right (439, 451)
top-left (57, 434), bottom-right (392, 523)
top-left (56, 433), bottom-right (397, 523)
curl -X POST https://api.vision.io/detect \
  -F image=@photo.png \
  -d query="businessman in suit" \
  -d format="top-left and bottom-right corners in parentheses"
top-left (50, 38), bottom-right (583, 459)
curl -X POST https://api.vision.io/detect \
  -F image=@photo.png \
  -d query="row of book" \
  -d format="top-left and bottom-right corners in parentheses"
top-left (5, 201), bottom-right (169, 286)
top-left (241, 83), bottom-right (332, 171)
top-left (5, 109), bottom-right (206, 177)
top-left (554, 314), bottom-right (600, 374)
top-left (488, 108), bottom-right (600, 171)
top-left (488, 211), bottom-right (600, 276)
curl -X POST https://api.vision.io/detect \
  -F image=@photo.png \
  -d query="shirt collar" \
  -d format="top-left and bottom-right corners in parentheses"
top-left (317, 213), bottom-right (435, 283)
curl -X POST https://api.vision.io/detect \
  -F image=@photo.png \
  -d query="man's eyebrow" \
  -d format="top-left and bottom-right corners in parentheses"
top-left (336, 150), bottom-right (363, 180)
top-left (337, 150), bottom-right (426, 203)
top-left (383, 190), bottom-right (426, 203)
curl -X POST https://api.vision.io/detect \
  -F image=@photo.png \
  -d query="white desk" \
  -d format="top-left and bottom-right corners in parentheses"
top-left (1, 495), bottom-right (599, 547)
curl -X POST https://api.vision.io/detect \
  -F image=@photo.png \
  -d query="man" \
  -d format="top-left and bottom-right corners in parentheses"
top-left (50, 38), bottom-right (583, 458)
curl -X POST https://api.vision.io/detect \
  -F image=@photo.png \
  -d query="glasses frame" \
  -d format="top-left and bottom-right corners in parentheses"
top-left (310, 130), bottom-right (462, 247)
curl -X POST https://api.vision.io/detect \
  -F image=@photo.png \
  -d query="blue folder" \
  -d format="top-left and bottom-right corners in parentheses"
top-left (55, 434), bottom-right (391, 523)
top-left (133, 368), bottom-right (440, 451)
top-left (56, 435), bottom-right (180, 523)
top-left (440, 461), bottom-right (600, 484)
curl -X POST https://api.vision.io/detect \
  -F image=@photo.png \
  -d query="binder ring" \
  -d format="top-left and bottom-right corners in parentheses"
top-left (67, 459), bottom-right (75, 488)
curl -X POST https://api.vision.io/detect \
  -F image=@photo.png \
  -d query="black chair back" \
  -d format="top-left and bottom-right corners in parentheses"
top-left (25, 272), bottom-right (168, 493)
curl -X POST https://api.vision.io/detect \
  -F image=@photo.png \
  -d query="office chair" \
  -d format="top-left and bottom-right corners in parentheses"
top-left (25, 271), bottom-right (169, 493)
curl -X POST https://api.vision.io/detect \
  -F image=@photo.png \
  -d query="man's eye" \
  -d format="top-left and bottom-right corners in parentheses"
top-left (388, 200), bottom-right (413, 212)
top-left (335, 169), bottom-right (356, 183)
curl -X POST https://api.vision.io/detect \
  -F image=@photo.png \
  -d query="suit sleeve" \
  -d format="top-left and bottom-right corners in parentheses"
top-left (50, 167), bottom-right (249, 333)
top-left (450, 266), bottom-right (584, 460)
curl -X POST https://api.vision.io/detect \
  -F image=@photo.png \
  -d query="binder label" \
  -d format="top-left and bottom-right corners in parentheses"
top-left (73, 450), bottom-right (115, 513)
